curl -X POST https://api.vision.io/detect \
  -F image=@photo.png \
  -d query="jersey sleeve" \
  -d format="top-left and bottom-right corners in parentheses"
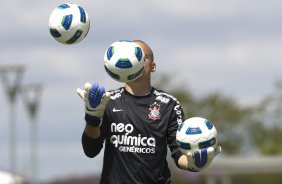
top-left (81, 131), bottom-right (104, 158)
top-left (167, 101), bottom-right (185, 168)
top-left (81, 112), bottom-right (109, 158)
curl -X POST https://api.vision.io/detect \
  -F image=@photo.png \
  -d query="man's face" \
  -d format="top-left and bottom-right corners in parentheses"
top-left (129, 41), bottom-right (155, 83)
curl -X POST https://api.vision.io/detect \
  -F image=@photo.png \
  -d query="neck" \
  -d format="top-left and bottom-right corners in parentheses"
top-left (125, 80), bottom-right (152, 96)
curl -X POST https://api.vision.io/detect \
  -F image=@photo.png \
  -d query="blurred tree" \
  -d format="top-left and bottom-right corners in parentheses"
top-left (192, 93), bottom-right (256, 155)
top-left (250, 80), bottom-right (282, 155)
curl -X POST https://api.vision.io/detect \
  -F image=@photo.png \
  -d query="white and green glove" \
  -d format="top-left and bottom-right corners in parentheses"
top-left (77, 82), bottom-right (110, 127)
top-left (187, 145), bottom-right (221, 172)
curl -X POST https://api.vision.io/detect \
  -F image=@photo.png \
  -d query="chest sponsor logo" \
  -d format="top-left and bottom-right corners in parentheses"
top-left (110, 122), bottom-right (156, 154)
top-left (148, 102), bottom-right (161, 121)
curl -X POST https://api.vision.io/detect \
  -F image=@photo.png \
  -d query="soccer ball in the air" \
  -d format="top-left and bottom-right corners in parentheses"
top-left (104, 41), bottom-right (145, 83)
top-left (48, 3), bottom-right (90, 44)
top-left (176, 117), bottom-right (217, 154)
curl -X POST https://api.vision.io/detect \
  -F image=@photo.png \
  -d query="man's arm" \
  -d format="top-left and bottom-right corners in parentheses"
top-left (77, 82), bottom-right (110, 158)
top-left (82, 115), bottom-right (110, 158)
top-left (82, 127), bottom-right (103, 158)
top-left (84, 123), bottom-right (100, 139)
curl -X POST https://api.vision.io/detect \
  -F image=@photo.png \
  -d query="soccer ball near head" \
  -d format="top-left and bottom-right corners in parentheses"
top-left (104, 41), bottom-right (145, 83)
top-left (176, 117), bottom-right (217, 155)
top-left (48, 3), bottom-right (90, 44)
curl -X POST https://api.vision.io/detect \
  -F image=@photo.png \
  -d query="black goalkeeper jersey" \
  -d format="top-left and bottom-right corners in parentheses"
top-left (82, 87), bottom-right (185, 184)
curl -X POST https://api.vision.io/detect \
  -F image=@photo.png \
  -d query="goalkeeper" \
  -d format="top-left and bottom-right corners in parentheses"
top-left (77, 40), bottom-right (221, 184)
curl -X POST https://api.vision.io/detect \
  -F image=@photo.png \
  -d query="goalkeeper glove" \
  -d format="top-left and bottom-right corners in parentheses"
top-left (187, 145), bottom-right (221, 172)
top-left (77, 82), bottom-right (110, 127)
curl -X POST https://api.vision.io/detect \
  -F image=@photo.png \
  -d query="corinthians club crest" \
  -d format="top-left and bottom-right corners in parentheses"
top-left (148, 102), bottom-right (161, 121)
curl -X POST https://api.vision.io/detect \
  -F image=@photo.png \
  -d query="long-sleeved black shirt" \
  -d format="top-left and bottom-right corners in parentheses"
top-left (82, 87), bottom-right (185, 184)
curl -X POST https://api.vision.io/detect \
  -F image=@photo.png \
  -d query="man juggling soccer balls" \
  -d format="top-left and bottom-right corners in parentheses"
top-left (77, 40), bottom-right (221, 184)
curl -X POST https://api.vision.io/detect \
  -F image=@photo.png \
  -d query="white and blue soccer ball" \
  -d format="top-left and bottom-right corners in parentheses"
top-left (104, 41), bottom-right (145, 83)
top-left (48, 3), bottom-right (90, 44)
top-left (176, 117), bottom-right (217, 154)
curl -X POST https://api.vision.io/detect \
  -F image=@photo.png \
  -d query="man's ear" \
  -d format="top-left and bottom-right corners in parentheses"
top-left (151, 63), bottom-right (156, 72)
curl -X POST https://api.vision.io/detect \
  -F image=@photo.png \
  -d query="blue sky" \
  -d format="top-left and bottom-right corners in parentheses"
top-left (1, 0), bottom-right (282, 182)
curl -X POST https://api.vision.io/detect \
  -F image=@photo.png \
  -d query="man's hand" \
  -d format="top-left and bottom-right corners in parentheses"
top-left (187, 145), bottom-right (221, 172)
top-left (77, 82), bottom-right (110, 127)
